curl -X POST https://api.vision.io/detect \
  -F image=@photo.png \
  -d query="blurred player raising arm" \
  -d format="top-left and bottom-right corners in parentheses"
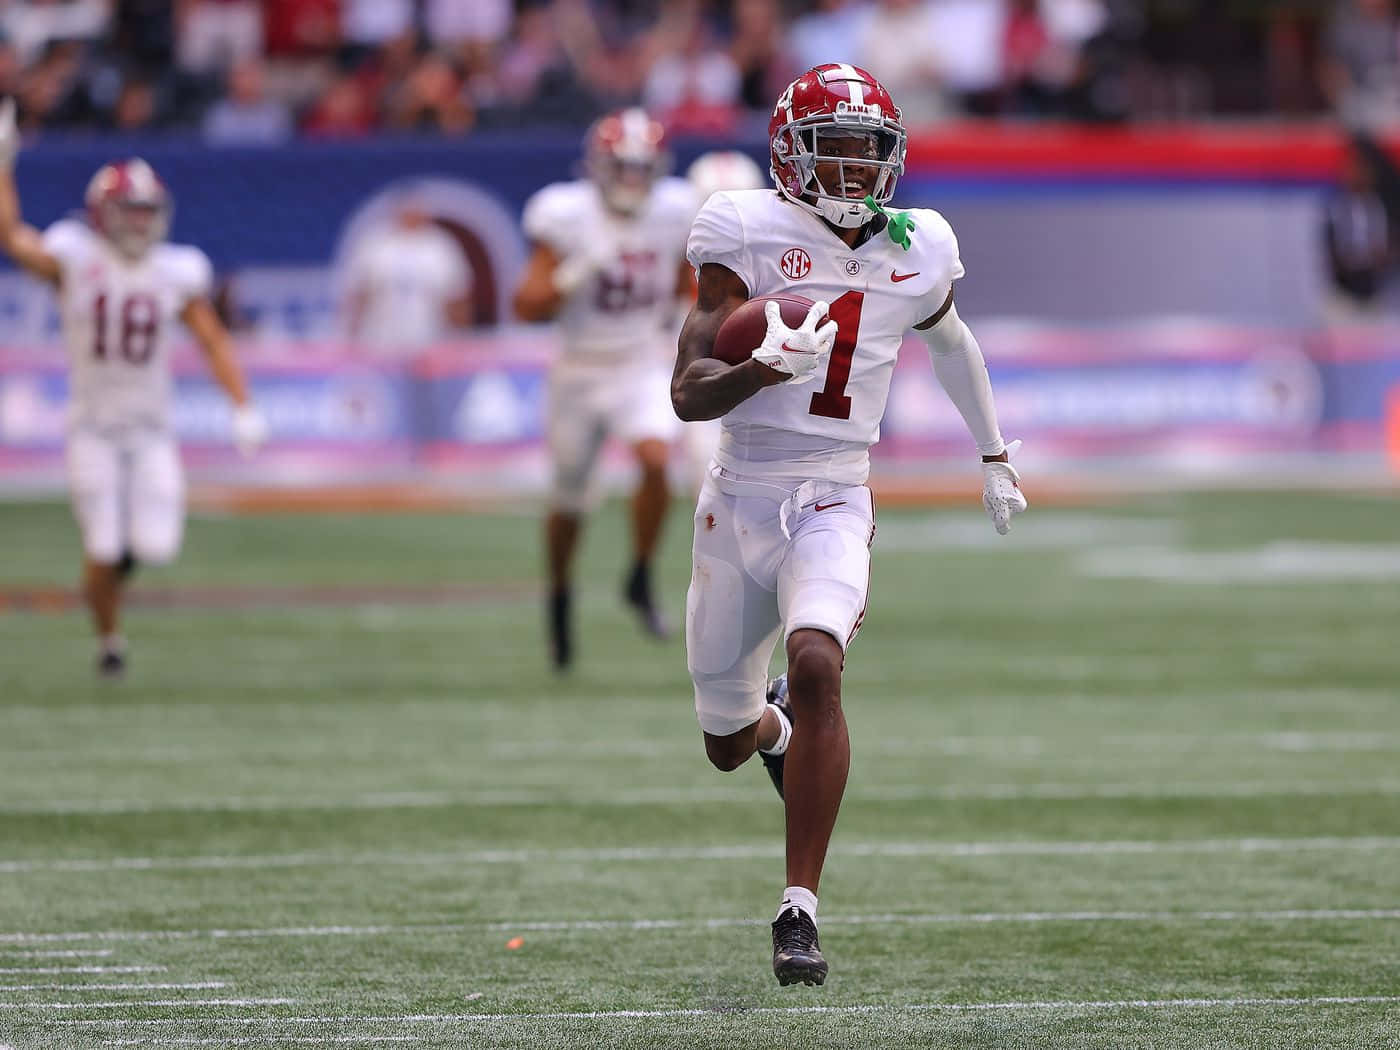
top-left (0, 97), bottom-right (265, 676)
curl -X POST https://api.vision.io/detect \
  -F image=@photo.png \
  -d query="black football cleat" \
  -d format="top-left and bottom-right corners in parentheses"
top-left (759, 674), bottom-right (791, 800)
top-left (548, 588), bottom-right (573, 671)
top-left (624, 562), bottom-right (671, 640)
top-left (97, 649), bottom-right (126, 679)
top-left (771, 904), bottom-right (827, 987)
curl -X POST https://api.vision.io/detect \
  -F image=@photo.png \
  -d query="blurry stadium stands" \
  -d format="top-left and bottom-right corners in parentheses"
top-left (1, 0), bottom-right (1397, 498)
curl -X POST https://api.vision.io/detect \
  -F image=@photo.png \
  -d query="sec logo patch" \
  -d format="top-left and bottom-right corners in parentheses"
top-left (780, 247), bottom-right (812, 280)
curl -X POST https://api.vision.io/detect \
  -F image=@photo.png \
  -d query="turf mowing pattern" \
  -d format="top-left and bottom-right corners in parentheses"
top-left (1, 491), bottom-right (1398, 1049)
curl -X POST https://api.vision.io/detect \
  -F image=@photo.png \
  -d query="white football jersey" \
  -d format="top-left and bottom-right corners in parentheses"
top-left (44, 219), bottom-right (212, 430)
top-left (686, 189), bottom-right (964, 484)
top-left (522, 176), bottom-right (696, 363)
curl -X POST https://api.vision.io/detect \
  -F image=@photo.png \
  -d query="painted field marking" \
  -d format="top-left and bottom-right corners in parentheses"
top-left (0, 998), bottom-right (293, 1010)
top-left (0, 949), bottom-right (113, 958)
top-left (6, 777), bottom-right (1400, 817)
top-left (2, 907), bottom-right (1399, 946)
top-left (489, 729), bottom-right (1400, 759)
top-left (0, 982), bottom-right (226, 992)
top-left (1079, 542), bottom-right (1400, 583)
top-left (44, 995), bottom-right (1400, 1028)
top-left (103, 1040), bottom-right (420, 1047)
top-left (0, 966), bottom-right (164, 974)
top-left (2, 834), bottom-right (1398, 879)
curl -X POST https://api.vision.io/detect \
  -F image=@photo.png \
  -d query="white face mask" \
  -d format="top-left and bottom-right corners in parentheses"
top-left (101, 201), bottom-right (169, 259)
top-left (774, 120), bottom-right (905, 229)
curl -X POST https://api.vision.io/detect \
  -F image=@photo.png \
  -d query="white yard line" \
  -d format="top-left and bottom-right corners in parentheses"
top-left (103, 1041), bottom-right (420, 1047)
top-left (0, 949), bottom-right (113, 958)
top-left (11, 729), bottom-right (1400, 766)
top-left (44, 995), bottom-right (1400, 1029)
top-left (5, 778), bottom-right (1400, 816)
top-left (0, 966), bottom-right (164, 974)
top-left (0, 998), bottom-right (293, 1009)
top-left (0, 982), bottom-right (226, 992)
top-left (2, 834), bottom-right (1399, 877)
top-left (1, 906), bottom-right (1397, 946)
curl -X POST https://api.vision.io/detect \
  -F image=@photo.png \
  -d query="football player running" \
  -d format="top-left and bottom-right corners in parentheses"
top-left (672, 64), bottom-right (1027, 986)
top-left (0, 98), bottom-right (266, 677)
top-left (513, 108), bottom-right (696, 671)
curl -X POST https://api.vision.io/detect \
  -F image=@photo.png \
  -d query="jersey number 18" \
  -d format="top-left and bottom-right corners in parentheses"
top-left (92, 293), bottom-right (160, 365)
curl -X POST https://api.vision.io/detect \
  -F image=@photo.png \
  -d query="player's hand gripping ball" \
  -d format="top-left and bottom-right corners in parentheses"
top-left (712, 296), bottom-right (836, 384)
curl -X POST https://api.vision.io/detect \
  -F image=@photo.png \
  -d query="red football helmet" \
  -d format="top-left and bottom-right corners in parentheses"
top-left (85, 158), bottom-right (172, 259)
top-left (769, 64), bottom-right (907, 229)
top-left (584, 108), bottom-right (670, 215)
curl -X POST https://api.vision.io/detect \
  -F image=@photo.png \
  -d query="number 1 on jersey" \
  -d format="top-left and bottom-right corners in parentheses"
top-left (807, 290), bottom-right (864, 420)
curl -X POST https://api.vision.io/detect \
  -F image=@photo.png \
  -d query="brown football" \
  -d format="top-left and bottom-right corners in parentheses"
top-left (710, 294), bottom-right (820, 367)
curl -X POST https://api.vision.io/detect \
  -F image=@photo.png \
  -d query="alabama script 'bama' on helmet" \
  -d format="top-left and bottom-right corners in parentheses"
top-left (584, 107), bottom-right (671, 216)
top-left (768, 63), bottom-right (907, 230)
top-left (84, 158), bottom-right (173, 259)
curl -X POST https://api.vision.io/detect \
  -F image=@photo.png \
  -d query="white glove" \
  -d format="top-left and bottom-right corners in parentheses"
top-left (552, 244), bottom-right (612, 296)
top-left (0, 97), bottom-right (19, 171)
top-left (981, 438), bottom-right (1027, 535)
top-left (231, 403), bottom-right (268, 458)
top-left (751, 299), bottom-right (837, 385)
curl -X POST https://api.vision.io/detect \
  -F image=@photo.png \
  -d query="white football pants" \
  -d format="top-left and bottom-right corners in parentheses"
top-left (686, 465), bottom-right (874, 737)
top-left (67, 426), bottom-right (185, 565)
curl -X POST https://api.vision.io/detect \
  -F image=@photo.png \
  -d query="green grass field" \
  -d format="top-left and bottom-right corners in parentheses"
top-left (2, 490), bottom-right (1399, 1049)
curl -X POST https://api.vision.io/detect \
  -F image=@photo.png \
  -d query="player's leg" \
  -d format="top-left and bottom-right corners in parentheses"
top-left (66, 429), bottom-right (126, 674)
top-left (543, 368), bottom-right (607, 669)
top-left (769, 486), bottom-right (875, 986)
top-left (127, 430), bottom-right (186, 567)
top-left (616, 364), bottom-right (681, 639)
top-left (687, 473), bottom-right (787, 770)
top-left (623, 437), bottom-right (671, 637)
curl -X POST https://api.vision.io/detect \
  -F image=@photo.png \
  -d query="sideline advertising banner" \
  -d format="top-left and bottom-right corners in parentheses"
top-left (0, 325), bottom-right (1395, 494)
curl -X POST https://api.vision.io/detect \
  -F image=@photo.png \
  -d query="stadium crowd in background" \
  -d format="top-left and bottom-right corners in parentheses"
top-left (0, 0), bottom-right (1359, 142)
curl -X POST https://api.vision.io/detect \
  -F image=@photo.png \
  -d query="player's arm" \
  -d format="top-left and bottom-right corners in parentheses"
top-left (671, 263), bottom-right (783, 421)
top-left (0, 99), bottom-right (61, 286)
top-left (914, 291), bottom-right (1006, 460)
top-left (674, 257), bottom-right (696, 301)
top-left (512, 242), bottom-right (568, 321)
top-left (181, 296), bottom-right (266, 455)
top-left (915, 290), bottom-right (1026, 533)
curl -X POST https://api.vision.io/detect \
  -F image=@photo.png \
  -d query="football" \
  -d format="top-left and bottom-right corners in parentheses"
top-left (710, 294), bottom-right (820, 367)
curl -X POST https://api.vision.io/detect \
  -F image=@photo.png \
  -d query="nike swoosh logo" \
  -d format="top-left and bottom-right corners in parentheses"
top-left (780, 343), bottom-right (812, 354)
top-left (813, 500), bottom-right (847, 512)
top-left (890, 270), bottom-right (920, 283)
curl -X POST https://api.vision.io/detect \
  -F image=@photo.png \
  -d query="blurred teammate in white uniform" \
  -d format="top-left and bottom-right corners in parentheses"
top-left (682, 150), bottom-right (765, 488)
top-left (344, 199), bottom-right (472, 354)
top-left (0, 99), bottom-right (266, 677)
top-left (513, 109), bottom-right (696, 670)
top-left (672, 64), bottom-right (1027, 985)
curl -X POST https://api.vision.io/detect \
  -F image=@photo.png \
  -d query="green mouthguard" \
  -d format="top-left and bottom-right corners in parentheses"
top-left (863, 195), bottom-right (915, 251)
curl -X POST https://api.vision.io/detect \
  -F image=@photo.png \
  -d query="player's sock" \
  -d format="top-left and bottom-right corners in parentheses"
top-left (116, 550), bottom-right (138, 581)
top-left (626, 560), bottom-right (651, 603)
top-left (96, 634), bottom-right (127, 678)
top-left (758, 702), bottom-right (792, 756)
top-left (624, 560), bottom-right (671, 639)
top-left (548, 587), bottom-right (572, 670)
top-left (777, 886), bottom-right (818, 924)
